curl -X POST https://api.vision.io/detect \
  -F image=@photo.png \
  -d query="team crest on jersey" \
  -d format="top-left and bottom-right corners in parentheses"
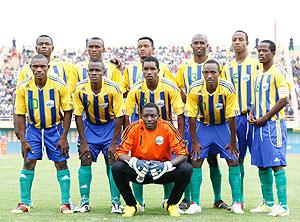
top-left (215, 103), bottom-right (223, 110)
top-left (191, 73), bottom-right (198, 82)
top-left (136, 74), bottom-right (143, 82)
top-left (46, 100), bottom-right (55, 108)
top-left (155, 136), bottom-right (164, 145)
top-left (100, 103), bottom-right (108, 109)
top-left (156, 100), bottom-right (165, 107)
top-left (233, 73), bottom-right (239, 83)
top-left (242, 74), bottom-right (250, 81)
top-left (262, 83), bottom-right (269, 91)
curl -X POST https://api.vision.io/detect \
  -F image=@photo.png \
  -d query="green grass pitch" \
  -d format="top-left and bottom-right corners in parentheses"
top-left (0, 154), bottom-right (299, 222)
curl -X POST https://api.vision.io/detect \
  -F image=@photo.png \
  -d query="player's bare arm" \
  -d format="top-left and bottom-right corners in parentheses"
top-left (248, 105), bottom-right (255, 124)
top-left (189, 116), bottom-right (203, 160)
top-left (177, 114), bottom-right (185, 138)
top-left (254, 98), bottom-right (289, 127)
top-left (108, 116), bottom-right (124, 163)
top-left (226, 117), bottom-right (238, 159)
top-left (75, 115), bottom-right (89, 158)
top-left (17, 114), bottom-right (33, 159)
top-left (57, 110), bottom-right (72, 156)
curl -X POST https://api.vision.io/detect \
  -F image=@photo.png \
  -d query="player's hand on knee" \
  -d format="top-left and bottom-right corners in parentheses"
top-left (107, 143), bottom-right (118, 164)
top-left (79, 141), bottom-right (89, 158)
top-left (128, 157), bottom-right (149, 177)
top-left (191, 142), bottom-right (203, 160)
top-left (21, 140), bottom-right (33, 159)
top-left (149, 160), bottom-right (174, 180)
top-left (57, 136), bottom-right (69, 157)
top-left (225, 141), bottom-right (239, 159)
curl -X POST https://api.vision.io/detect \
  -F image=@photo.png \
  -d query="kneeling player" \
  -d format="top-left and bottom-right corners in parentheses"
top-left (112, 103), bottom-right (192, 217)
top-left (249, 40), bottom-right (289, 217)
top-left (11, 54), bottom-right (73, 214)
top-left (185, 59), bottom-right (244, 214)
top-left (72, 58), bottom-right (124, 213)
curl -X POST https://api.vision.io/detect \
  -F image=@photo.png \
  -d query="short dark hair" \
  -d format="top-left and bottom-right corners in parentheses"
top-left (31, 54), bottom-right (48, 64)
top-left (260, 40), bottom-right (276, 52)
top-left (88, 57), bottom-right (105, 68)
top-left (89, 37), bottom-right (105, 46)
top-left (36, 35), bottom-right (53, 45)
top-left (203, 59), bottom-right (220, 71)
top-left (138, 37), bottom-right (154, 47)
top-left (142, 103), bottom-right (160, 115)
top-left (142, 56), bottom-right (159, 69)
top-left (234, 30), bottom-right (248, 42)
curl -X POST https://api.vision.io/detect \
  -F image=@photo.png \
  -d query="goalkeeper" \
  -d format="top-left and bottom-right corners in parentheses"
top-left (112, 103), bottom-right (192, 217)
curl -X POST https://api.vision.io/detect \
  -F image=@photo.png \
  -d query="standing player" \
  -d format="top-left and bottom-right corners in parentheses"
top-left (249, 40), bottom-right (289, 217)
top-left (222, 30), bottom-right (261, 208)
top-left (72, 58), bottom-right (124, 214)
top-left (186, 59), bottom-right (244, 214)
top-left (14, 35), bottom-right (77, 139)
top-left (17, 35), bottom-right (77, 93)
top-left (11, 54), bottom-right (73, 214)
top-left (74, 37), bottom-right (123, 84)
top-left (176, 34), bottom-right (228, 212)
top-left (124, 56), bottom-right (185, 208)
top-left (122, 37), bottom-right (176, 98)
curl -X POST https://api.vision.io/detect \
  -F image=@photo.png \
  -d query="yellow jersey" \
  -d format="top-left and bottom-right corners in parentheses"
top-left (17, 59), bottom-right (77, 94)
top-left (222, 55), bottom-right (260, 113)
top-left (125, 77), bottom-right (184, 121)
top-left (253, 64), bottom-right (290, 120)
top-left (122, 62), bottom-right (176, 92)
top-left (74, 59), bottom-right (123, 85)
top-left (176, 58), bottom-right (209, 93)
top-left (73, 78), bottom-right (124, 124)
top-left (15, 75), bottom-right (72, 129)
top-left (186, 78), bottom-right (239, 125)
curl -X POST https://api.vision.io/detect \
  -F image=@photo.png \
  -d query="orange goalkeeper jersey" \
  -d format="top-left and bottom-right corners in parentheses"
top-left (116, 119), bottom-right (188, 161)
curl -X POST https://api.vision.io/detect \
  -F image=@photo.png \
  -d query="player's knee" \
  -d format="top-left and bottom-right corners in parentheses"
top-left (177, 162), bottom-right (193, 176)
top-left (54, 161), bottom-right (68, 170)
top-left (207, 155), bottom-right (218, 167)
top-left (227, 160), bottom-right (238, 167)
top-left (80, 152), bottom-right (92, 166)
top-left (191, 159), bottom-right (203, 168)
top-left (112, 161), bottom-right (126, 176)
top-left (238, 158), bottom-right (244, 163)
top-left (23, 159), bottom-right (36, 170)
top-left (272, 165), bottom-right (283, 172)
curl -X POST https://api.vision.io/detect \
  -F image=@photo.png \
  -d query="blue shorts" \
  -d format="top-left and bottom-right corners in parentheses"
top-left (196, 122), bottom-right (239, 161)
top-left (25, 123), bottom-right (68, 162)
top-left (236, 114), bottom-right (253, 158)
top-left (78, 119), bottom-right (118, 162)
top-left (251, 119), bottom-right (287, 168)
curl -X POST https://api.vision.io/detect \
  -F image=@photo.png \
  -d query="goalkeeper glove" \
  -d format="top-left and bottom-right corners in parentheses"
top-left (149, 160), bottom-right (175, 180)
top-left (128, 157), bottom-right (150, 178)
